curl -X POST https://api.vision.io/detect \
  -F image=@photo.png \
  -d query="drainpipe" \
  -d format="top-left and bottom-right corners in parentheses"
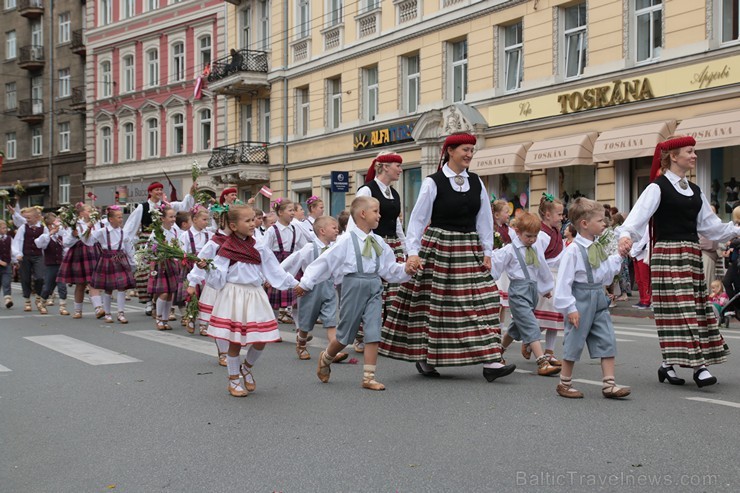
top-left (223, 1), bottom-right (228, 154)
top-left (282, 0), bottom-right (289, 196)
top-left (48, 0), bottom-right (55, 208)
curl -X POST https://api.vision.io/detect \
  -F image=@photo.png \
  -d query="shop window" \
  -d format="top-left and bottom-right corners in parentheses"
top-left (549, 166), bottom-right (596, 211)
top-left (710, 146), bottom-right (740, 220)
top-left (492, 174), bottom-right (530, 216)
top-left (403, 167), bottom-right (422, 228)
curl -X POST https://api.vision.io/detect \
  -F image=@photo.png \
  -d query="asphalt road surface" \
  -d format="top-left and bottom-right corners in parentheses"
top-left (1, 289), bottom-right (738, 492)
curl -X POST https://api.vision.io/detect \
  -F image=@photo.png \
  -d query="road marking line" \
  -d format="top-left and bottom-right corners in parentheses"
top-left (685, 397), bottom-right (740, 409)
top-left (614, 330), bottom-right (657, 339)
top-left (0, 364), bottom-right (11, 372)
top-left (24, 335), bottom-right (141, 365)
top-left (513, 370), bottom-right (613, 388)
top-left (122, 330), bottom-right (216, 357)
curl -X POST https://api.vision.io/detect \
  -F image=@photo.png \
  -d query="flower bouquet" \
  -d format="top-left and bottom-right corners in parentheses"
top-left (494, 231), bottom-right (504, 249)
top-left (57, 204), bottom-right (78, 228)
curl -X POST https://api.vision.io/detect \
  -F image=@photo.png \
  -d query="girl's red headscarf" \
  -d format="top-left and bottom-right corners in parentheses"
top-left (438, 133), bottom-right (477, 170)
top-left (365, 153), bottom-right (403, 183)
top-left (649, 136), bottom-right (697, 181)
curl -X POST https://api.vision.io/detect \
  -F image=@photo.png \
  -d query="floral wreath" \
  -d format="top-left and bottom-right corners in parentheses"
top-left (272, 198), bottom-right (284, 212)
top-left (306, 195), bottom-right (320, 207)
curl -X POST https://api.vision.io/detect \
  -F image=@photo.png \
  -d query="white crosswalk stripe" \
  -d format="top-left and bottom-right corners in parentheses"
top-left (0, 363), bottom-right (12, 372)
top-left (122, 330), bottom-right (217, 357)
top-left (24, 335), bottom-right (141, 365)
top-left (685, 397), bottom-right (740, 409)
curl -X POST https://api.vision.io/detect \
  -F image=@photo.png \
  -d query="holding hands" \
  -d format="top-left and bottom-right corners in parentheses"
top-left (618, 237), bottom-right (633, 257)
top-left (294, 285), bottom-right (307, 297)
top-left (568, 311), bottom-right (580, 329)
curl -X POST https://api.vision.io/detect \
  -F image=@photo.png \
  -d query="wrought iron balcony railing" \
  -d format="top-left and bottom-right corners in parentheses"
top-left (207, 49), bottom-right (268, 83)
top-left (71, 86), bottom-right (86, 108)
top-left (70, 29), bottom-right (85, 54)
top-left (18, 98), bottom-right (44, 122)
top-left (208, 141), bottom-right (269, 169)
top-left (18, 45), bottom-right (44, 69)
top-left (18, 0), bottom-right (44, 18)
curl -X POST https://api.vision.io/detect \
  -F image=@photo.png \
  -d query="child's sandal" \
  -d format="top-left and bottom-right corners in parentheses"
top-left (602, 378), bottom-right (631, 399)
top-left (117, 312), bottom-right (128, 324)
top-left (228, 377), bottom-right (248, 397)
top-left (240, 364), bottom-right (257, 392)
top-left (556, 383), bottom-right (583, 398)
top-left (199, 326), bottom-right (209, 336)
top-left (218, 353), bottom-right (227, 367)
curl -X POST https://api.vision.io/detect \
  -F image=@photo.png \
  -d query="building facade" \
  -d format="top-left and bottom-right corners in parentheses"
top-left (1, 0), bottom-right (87, 211)
top-left (84, 0), bottom-right (228, 207)
top-left (209, 0), bottom-right (740, 221)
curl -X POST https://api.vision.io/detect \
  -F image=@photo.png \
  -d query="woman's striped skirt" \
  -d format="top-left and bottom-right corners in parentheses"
top-left (651, 241), bottom-right (729, 367)
top-left (380, 227), bottom-right (503, 367)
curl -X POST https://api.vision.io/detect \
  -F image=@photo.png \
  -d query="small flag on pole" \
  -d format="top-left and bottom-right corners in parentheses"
top-left (259, 186), bottom-right (273, 198)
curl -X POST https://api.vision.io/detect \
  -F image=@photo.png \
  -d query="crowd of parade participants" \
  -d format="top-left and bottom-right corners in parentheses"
top-left (1, 132), bottom-right (736, 399)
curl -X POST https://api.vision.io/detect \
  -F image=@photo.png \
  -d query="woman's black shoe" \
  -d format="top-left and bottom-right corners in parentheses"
top-left (658, 366), bottom-right (685, 385)
top-left (483, 364), bottom-right (516, 382)
top-left (693, 369), bottom-right (717, 388)
top-left (415, 361), bottom-right (440, 378)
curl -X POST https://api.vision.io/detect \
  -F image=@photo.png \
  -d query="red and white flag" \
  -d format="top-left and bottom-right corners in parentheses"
top-left (194, 76), bottom-right (204, 100)
top-left (259, 186), bottom-right (273, 198)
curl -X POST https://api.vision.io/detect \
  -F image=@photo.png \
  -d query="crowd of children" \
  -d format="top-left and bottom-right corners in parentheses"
top-left (4, 133), bottom-right (734, 401)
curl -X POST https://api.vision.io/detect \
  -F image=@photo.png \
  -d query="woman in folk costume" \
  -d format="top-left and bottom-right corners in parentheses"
top-left (124, 181), bottom-right (195, 316)
top-left (380, 133), bottom-right (516, 382)
top-left (57, 203), bottom-right (104, 319)
top-left (618, 135), bottom-right (737, 388)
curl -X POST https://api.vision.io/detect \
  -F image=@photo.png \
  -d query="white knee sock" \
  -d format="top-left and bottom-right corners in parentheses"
top-left (226, 355), bottom-right (241, 376)
top-left (156, 299), bottom-right (166, 319)
top-left (116, 291), bottom-right (126, 313)
top-left (215, 338), bottom-right (230, 354)
top-left (102, 293), bottom-right (112, 314)
top-left (74, 302), bottom-right (83, 312)
top-left (91, 295), bottom-right (102, 309)
top-left (545, 329), bottom-right (558, 351)
top-left (245, 345), bottom-right (264, 366)
top-left (483, 362), bottom-right (505, 369)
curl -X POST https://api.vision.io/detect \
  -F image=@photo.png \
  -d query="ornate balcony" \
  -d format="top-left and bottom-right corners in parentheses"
top-left (395, 0), bottom-right (418, 24)
top-left (70, 29), bottom-right (85, 56)
top-left (206, 49), bottom-right (269, 96)
top-left (71, 86), bottom-right (86, 110)
top-left (18, 45), bottom-right (44, 71)
top-left (18, 99), bottom-right (44, 124)
top-left (356, 7), bottom-right (381, 39)
top-left (18, 0), bottom-right (44, 18)
top-left (207, 141), bottom-right (270, 185)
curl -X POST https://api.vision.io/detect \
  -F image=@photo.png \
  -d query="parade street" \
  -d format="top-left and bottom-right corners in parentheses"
top-left (1, 291), bottom-right (738, 492)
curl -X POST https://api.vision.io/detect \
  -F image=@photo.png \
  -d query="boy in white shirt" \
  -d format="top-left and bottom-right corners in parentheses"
top-left (553, 198), bottom-right (631, 399)
top-left (296, 197), bottom-right (416, 391)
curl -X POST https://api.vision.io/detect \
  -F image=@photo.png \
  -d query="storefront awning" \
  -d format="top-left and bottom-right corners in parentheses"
top-left (675, 110), bottom-right (740, 150)
top-left (524, 132), bottom-right (597, 170)
top-left (470, 142), bottom-right (532, 176)
top-left (592, 120), bottom-right (676, 162)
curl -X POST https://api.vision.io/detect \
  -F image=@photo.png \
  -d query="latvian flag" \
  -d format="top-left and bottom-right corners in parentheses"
top-left (194, 76), bottom-right (204, 100)
top-left (259, 186), bottom-right (273, 198)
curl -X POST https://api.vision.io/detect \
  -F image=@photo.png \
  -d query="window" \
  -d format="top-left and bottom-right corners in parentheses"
top-left (241, 7), bottom-right (252, 49)
top-left (58, 68), bottom-right (71, 98)
top-left (328, 78), bottom-right (341, 129)
top-left (199, 36), bottom-right (211, 71)
top-left (100, 0), bottom-right (112, 26)
top-left (122, 122), bottom-right (135, 161)
top-left (5, 31), bottom-right (16, 59)
top-left (101, 126), bottom-right (112, 164)
top-left (722, 0), bottom-right (740, 43)
top-left (199, 109), bottom-right (211, 150)
top-left (59, 122), bottom-right (70, 152)
top-left (363, 66), bottom-right (378, 121)
top-left (100, 61), bottom-right (112, 98)
top-left (171, 114), bottom-right (184, 154)
top-left (361, 0), bottom-right (379, 13)
top-left (147, 118), bottom-right (159, 157)
top-left (296, 87), bottom-right (309, 136)
top-left (122, 55), bottom-right (135, 93)
top-left (121, 0), bottom-right (135, 19)
top-left (58, 176), bottom-right (70, 204)
top-left (59, 13), bottom-right (71, 44)
top-left (30, 20), bottom-right (42, 46)
top-left (242, 103), bottom-right (253, 141)
top-left (172, 42), bottom-right (185, 82)
top-left (451, 40), bottom-right (467, 102)
top-left (327, 0), bottom-right (343, 26)
top-left (31, 127), bottom-right (42, 156)
top-left (259, 0), bottom-right (271, 50)
top-left (146, 0), bottom-right (159, 11)
top-left (5, 133), bottom-right (15, 160)
top-left (31, 77), bottom-right (42, 112)
top-left (402, 54), bottom-right (420, 114)
top-left (147, 49), bottom-right (159, 87)
top-left (5, 0), bottom-right (17, 10)
top-left (504, 22), bottom-right (523, 92)
top-left (635, 0), bottom-right (662, 63)
top-left (261, 98), bottom-right (271, 141)
top-left (564, 3), bottom-right (587, 78)
top-left (296, 0), bottom-right (310, 39)
top-left (5, 82), bottom-right (16, 111)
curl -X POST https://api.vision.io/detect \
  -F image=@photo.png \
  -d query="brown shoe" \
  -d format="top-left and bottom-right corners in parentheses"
top-left (59, 306), bottom-right (70, 316)
top-left (317, 351), bottom-right (332, 383)
top-left (218, 353), bottom-right (227, 367)
top-left (544, 349), bottom-right (562, 367)
top-left (362, 372), bottom-right (386, 391)
top-left (333, 352), bottom-right (349, 363)
top-left (95, 307), bottom-right (105, 319)
top-left (296, 343), bottom-right (311, 360)
top-left (24, 301), bottom-right (32, 312)
top-left (537, 357), bottom-right (561, 376)
top-left (36, 301), bottom-right (48, 315)
top-left (556, 383), bottom-right (584, 398)
top-left (602, 379), bottom-right (631, 399)
top-left (521, 343), bottom-right (532, 360)
top-left (72, 311), bottom-right (82, 319)
top-left (117, 312), bottom-right (128, 324)
top-left (228, 377), bottom-right (248, 397)
top-left (240, 364), bottom-right (256, 392)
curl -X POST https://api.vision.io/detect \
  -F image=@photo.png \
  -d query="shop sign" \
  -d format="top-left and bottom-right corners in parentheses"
top-left (330, 171), bottom-right (349, 193)
top-left (691, 65), bottom-right (731, 89)
top-left (353, 122), bottom-right (415, 151)
top-left (557, 78), bottom-right (654, 115)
